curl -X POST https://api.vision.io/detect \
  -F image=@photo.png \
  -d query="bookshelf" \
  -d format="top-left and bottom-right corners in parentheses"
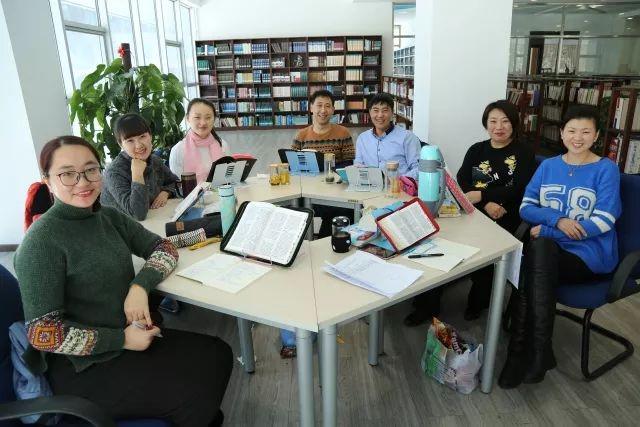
top-left (383, 76), bottom-right (413, 129)
top-left (393, 46), bottom-right (414, 77)
top-left (195, 35), bottom-right (383, 130)
top-left (603, 86), bottom-right (640, 174)
top-left (508, 76), bottom-right (630, 156)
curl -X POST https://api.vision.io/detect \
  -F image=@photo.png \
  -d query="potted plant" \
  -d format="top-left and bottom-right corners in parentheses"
top-left (69, 45), bottom-right (186, 161)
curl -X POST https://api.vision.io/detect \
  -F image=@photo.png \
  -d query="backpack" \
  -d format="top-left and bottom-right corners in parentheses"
top-left (24, 182), bottom-right (53, 231)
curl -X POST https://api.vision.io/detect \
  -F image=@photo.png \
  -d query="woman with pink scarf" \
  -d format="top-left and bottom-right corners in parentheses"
top-left (169, 98), bottom-right (230, 183)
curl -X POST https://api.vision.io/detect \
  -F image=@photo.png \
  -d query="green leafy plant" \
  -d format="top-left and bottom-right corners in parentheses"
top-left (69, 58), bottom-right (186, 160)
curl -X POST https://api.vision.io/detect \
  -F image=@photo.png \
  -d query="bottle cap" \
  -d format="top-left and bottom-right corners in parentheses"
top-left (218, 185), bottom-right (234, 197)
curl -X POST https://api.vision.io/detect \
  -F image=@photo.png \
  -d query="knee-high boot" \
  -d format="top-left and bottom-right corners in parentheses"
top-left (498, 287), bottom-right (529, 389)
top-left (522, 238), bottom-right (558, 384)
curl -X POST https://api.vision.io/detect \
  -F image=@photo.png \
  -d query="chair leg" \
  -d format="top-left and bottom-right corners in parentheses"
top-left (556, 308), bottom-right (634, 381)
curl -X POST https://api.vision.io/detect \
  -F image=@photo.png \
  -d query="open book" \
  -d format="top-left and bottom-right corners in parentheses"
top-left (375, 198), bottom-right (440, 252)
top-left (220, 201), bottom-right (313, 267)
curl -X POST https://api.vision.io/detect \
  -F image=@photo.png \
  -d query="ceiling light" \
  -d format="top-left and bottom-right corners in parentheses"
top-left (628, 17), bottom-right (634, 20)
top-left (584, 20), bottom-right (589, 23)
top-left (627, 27), bottom-right (632, 30)
top-left (619, 12), bottom-right (625, 16)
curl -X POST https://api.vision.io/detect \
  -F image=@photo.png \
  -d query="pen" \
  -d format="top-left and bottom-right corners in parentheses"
top-left (408, 253), bottom-right (445, 259)
top-left (188, 237), bottom-right (222, 250)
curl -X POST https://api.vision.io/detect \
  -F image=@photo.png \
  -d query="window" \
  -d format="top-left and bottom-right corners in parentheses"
top-left (52, 0), bottom-right (198, 96)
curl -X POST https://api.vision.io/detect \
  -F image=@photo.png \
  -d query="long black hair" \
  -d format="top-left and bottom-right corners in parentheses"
top-left (186, 98), bottom-right (223, 147)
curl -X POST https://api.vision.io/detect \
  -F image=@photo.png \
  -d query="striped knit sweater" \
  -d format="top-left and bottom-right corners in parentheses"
top-left (292, 124), bottom-right (354, 164)
top-left (14, 199), bottom-right (178, 372)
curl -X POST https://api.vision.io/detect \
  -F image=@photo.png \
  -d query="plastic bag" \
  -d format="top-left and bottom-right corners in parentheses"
top-left (420, 317), bottom-right (483, 394)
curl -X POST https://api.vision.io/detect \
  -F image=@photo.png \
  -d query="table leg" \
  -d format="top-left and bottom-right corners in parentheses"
top-left (320, 325), bottom-right (338, 427)
top-left (237, 318), bottom-right (255, 374)
top-left (368, 311), bottom-right (380, 366)
top-left (302, 198), bottom-right (314, 240)
top-left (296, 328), bottom-right (315, 427)
top-left (378, 309), bottom-right (385, 355)
top-left (481, 254), bottom-right (508, 393)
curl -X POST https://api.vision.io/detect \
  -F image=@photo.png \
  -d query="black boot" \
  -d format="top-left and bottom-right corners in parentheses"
top-left (522, 238), bottom-right (558, 384)
top-left (498, 288), bottom-right (528, 389)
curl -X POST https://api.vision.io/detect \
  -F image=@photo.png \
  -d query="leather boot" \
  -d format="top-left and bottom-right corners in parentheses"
top-left (498, 288), bottom-right (529, 389)
top-left (522, 238), bottom-right (558, 384)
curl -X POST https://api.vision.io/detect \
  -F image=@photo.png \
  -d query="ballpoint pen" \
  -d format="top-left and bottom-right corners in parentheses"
top-left (408, 253), bottom-right (444, 259)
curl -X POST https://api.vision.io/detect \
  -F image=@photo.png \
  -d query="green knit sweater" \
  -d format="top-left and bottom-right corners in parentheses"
top-left (14, 199), bottom-right (178, 372)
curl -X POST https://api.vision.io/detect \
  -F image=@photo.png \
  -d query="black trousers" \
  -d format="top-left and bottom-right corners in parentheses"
top-left (46, 329), bottom-right (233, 426)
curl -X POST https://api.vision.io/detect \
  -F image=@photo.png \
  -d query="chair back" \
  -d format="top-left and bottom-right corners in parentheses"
top-left (617, 173), bottom-right (640, 281)
top-left (0, 264), bottom-right (23, 424)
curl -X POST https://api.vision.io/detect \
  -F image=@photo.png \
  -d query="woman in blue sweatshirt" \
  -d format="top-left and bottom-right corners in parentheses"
top-left (499, 105), bottom-right (621, 388)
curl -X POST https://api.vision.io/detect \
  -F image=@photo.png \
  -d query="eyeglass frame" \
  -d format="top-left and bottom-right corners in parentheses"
top-left (46, 166), bottom-right (104, 187)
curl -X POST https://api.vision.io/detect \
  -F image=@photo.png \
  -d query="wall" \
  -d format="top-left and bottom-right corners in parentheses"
top-left (0, 0), bottom-right (71, 246)
top-left (413, 0), bottom-right (513, 175)
top-left (197, 0), bottom-right (393, 75)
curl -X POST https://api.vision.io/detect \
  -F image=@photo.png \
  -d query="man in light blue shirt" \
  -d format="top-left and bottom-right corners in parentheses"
top-left (354, 93), bottom-right (421, 179)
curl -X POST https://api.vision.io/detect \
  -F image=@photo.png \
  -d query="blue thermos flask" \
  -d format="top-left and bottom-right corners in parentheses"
top-left (418, 145), bottom-right (445, 215)
top-left (219, 185), bottom-right (236, 236)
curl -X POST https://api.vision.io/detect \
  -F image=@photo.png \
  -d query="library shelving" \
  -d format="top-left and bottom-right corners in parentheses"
top-left (393, 45), bottom-right (414, 77)
top-left (195, 35), bottom-right (383, 130)
top-left (603, 86), bottom-right (640, 174)
top-left (383, 76), bottom-right (413, 129)
top-left (507, 76), bottom-right (632, 156)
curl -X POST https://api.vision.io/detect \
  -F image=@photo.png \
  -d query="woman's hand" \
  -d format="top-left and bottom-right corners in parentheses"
top-left (465, 191), bottom-right (482, 204)
top-left (484, 202), bottom-right (507, 220)
top-left (151, 191), bottom-right (170, 209)
top-left (557, 218), bottom-right (587, 240)
top-left (123, 284), bottom-right (151, 326)
top-left (530, 225), bottom-right (541, 239)
top-left (123, 323), bottom-right (161, 351)
top-left (131, 158), bottom-right (146, 183)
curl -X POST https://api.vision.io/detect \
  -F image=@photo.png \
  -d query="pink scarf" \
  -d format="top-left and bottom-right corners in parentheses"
top-left (183, 129), bottom-right (223, 183)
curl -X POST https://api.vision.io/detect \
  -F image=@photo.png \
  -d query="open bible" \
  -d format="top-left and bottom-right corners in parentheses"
top-left (375, 198), bottom-right (440, 253)
top-left (220, 201), bottom-right (313, 267)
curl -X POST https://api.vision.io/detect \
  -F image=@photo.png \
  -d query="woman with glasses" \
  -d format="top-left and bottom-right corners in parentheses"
top-left (14, 136), bottom-right (232, 426)
top-left (101, 113), bottom-right (178, 221)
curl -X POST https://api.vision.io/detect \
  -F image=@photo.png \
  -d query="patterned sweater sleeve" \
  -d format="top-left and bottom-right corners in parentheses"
top-left (107, 208), bottom-right (179, 293)
top-left (15, 237), bottom-right (125, 356)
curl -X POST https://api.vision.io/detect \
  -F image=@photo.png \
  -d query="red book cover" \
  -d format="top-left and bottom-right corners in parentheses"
top-left (444, 170), bottom-right (475, 214)
top-left (374, 198), bottom-right (440, 253)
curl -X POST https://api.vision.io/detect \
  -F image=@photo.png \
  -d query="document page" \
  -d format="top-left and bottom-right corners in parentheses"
top-left (324, 250), bottom-right (422, 297)
top-left (225, 202), bottom-right (308, 264)
top-left (377, 201), bottom-right (437, 251)
top-left (177, 253), bottom-right (271, 293)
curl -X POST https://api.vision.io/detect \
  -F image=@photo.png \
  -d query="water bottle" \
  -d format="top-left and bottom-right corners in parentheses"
top-left (418, 145), bottom-right (445, 215)
top-left (219, 185), bottom-right (236, 236)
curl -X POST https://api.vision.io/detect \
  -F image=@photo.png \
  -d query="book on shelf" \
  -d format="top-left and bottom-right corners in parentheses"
top-left (308, 40), bottom-right (326, 52)
top-left (326, 40), bottom-right (344, 51)
top-left (326, 55), bottom-right (344, 66)
top-left (624, 139), bottom-right (640, 174)
top-left (613, 97), bottom-right (640, 131)
top-left (215, 42), bottom-right (232, 55)
top-left (606, 135), bottom-right (623, 164)
top-left (347, 39), bottom-right (364, 51)
top-left (233, 42), bottom-right (251, 54)
top-left (220, 201), bottom-right (313, 267)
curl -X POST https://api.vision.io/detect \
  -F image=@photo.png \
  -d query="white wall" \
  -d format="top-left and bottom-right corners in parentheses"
top-left (413, 0), bottom-right (513, 175)
top-left (0, 0), bottom-right (71, 246)
top-left (197, 0), bottom-right (393, 75)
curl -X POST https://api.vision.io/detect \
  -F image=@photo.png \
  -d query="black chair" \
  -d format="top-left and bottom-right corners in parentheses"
top-left (0, 264), bottom-right (169, 426)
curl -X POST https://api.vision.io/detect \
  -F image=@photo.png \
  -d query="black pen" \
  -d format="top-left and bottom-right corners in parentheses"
top-left (408, 253), bottom-right (445, 259)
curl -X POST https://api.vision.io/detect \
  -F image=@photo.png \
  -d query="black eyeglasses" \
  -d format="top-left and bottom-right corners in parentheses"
top-left (54, 167), bottom-right (103, 186)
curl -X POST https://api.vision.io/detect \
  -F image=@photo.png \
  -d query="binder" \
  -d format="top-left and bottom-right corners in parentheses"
top-left (220, 201), bottom-right (313, 267)
top-left (374, 198), bottom-right (440, 253)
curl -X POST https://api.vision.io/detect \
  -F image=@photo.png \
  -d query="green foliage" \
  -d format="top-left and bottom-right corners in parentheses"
top-left (68, 58), bottom-right (186, 160)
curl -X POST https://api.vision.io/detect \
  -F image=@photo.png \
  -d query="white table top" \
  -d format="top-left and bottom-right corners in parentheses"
top-left (309, 209), bottom-right (521, 329)
top-left (140, 198), bottom-right (318, 332)
top-left (138, 182), bottom-right (519, 333)
top-left (299, 175), bottom-right (385, 204)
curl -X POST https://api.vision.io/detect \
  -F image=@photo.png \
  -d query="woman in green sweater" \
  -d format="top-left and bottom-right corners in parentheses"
top-left (14, 136), bottom-right (232, 426)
